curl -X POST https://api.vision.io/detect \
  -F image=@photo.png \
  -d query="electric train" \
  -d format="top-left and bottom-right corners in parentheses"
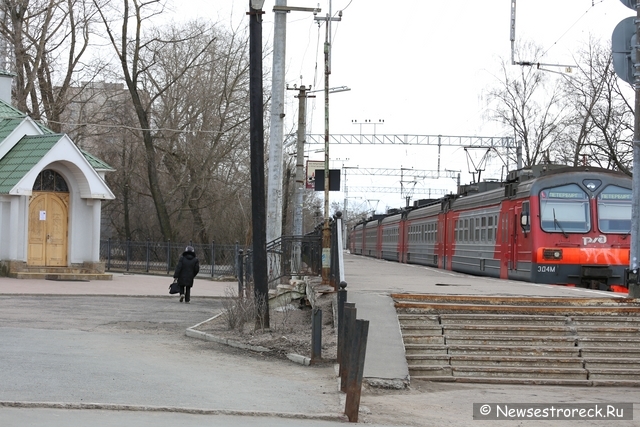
top-left (348, 165), bottom-right (632, 292)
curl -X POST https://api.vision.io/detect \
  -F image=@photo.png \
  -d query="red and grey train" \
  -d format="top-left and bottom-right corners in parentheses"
top-left (348, 165), bottom-right (632, 293)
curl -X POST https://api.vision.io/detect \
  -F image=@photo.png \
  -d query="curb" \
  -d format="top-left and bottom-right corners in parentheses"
top-left (0, 401), bottom-right (348, 421)
top-left (0, 294), bottom-right (227, 299)
top-left (185, 313), bottom-right (313, 365)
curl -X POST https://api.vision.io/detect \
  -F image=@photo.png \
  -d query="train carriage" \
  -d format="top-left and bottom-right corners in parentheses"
top-left (379, 211), bottom-right (404, 262)
top-left (348, 165), bottom-right (632, 292)
top-left (405, 202), bottom-right (441, 266)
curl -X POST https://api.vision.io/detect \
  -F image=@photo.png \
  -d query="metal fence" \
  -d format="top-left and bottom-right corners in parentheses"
top-left (266, 234), bottom-right (323, 286)
top-left (102, 214), bottom-right (344, 286)
top-left (100, 239), bottom-right (240, 279)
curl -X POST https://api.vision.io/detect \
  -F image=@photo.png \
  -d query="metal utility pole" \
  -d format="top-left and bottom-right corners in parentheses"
top-left (248, 0), bottom-right (269, 327)
top-left (631, 2), bottom-right (640, 298)
top-left (315, 1), bottom-right (342, 287)
top-left (266, 0), bottom-right (287, 245)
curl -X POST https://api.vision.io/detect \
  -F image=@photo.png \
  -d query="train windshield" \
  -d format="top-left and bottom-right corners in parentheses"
top-left (597, 185), bottom-right (631, 233)
top-left (539, 184), bottom-right (590, 233)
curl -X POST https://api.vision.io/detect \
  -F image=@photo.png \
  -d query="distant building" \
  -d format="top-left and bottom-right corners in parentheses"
top-left (0, 71), bottom-right (115, 278)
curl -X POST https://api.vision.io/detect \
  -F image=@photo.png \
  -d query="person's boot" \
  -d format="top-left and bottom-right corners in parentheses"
top-left (179, 295), bottom-right (184, 302)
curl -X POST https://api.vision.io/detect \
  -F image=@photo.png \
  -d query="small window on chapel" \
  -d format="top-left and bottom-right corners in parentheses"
top-left (32, 169), bottom-right (69, 192)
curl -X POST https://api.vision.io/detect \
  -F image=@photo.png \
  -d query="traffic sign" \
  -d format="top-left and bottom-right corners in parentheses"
top-left (612, 17), bottom-right (637, 85)
top-left (620, 0), bottom-right (637, 9)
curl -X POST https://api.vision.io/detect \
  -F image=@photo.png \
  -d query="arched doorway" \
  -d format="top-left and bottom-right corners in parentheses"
top-left (27, 170), bottom-right (69, 266)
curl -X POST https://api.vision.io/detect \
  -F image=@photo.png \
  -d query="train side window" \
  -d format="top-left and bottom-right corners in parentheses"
top-left (464, 218), bottom-right (469, 241)
top-left (488, 215), bottom-right (494, 241)
top-left (474, 217), bottom-right (480, 241)
top-left (521, 201), bottom-right (531, 233)
top-left (481, 216), bottom-right (487, 241)
top-left (597, 185), bottom-right (631, 233)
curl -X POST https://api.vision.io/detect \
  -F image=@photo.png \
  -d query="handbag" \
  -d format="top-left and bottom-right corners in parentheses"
top-left (169, 279), bottom-right (180, 295)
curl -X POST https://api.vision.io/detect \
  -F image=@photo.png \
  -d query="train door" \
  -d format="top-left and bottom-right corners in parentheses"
top-left (509, 206), bottom-right (518, 272)
top-left (399, 217), bottom-right (407, 263)
top-left (443, 212), bottom-right (452, 269)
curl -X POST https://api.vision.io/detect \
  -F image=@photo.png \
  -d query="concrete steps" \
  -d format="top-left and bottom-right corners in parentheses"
top-left (393, 295), bottom-right (640, 386)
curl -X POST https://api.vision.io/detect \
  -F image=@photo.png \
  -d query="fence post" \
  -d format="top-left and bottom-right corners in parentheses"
top-left (145, 239), bottom-right (150, 273)
top-left (311, 307), bottom-right (323, 363)
top-left (126, 239), bottom-right (131, 272)
top-left (235, 241), bottom-right (239, 277)
top-left (340, 303), bottom-right (357, 392)
top-left (344, 319), bottom-right (370, 423)
top-left (210, 241), bottom-right (215, 278)
top-left (337, 281), bottom-right (347, 362)
top-left (107, 238), bottom-right (111, 271)
top-left (330, 215), bottom-right (337, 288)
top-left (166, 240), bottom-right (171, 274)
top-left (237, 249), bottom-right (244, 297)
top-left (245, 249), bottom-right (253, 286)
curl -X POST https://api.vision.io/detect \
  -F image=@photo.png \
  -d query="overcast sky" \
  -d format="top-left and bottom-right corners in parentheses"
top-left (173, 0), bottom-right (634, 214)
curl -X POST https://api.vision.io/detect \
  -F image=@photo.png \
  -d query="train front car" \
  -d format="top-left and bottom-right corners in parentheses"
top-left (519, 167), bottom-right (631, 292)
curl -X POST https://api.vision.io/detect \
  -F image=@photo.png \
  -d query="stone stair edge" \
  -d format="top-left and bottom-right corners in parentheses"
top-left (409, 376), bottom-right (640, 386)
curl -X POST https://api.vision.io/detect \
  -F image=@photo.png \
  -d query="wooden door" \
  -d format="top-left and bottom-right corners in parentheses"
top-left (28, 192), bottom-right (68, 266)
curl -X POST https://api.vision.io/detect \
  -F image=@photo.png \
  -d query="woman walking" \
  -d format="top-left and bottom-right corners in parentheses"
top-left (173, 246), bottom-right (200, 303)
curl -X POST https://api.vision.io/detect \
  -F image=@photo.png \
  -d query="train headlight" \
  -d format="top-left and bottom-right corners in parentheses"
top-left (542, 249), bottom-right (563, 260)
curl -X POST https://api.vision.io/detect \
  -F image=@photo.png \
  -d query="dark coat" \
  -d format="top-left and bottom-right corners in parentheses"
top-left (173, 250), bottom-right (200, 287)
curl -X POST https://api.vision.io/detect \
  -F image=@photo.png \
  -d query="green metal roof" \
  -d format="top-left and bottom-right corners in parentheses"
top-left (0, 98), bottom-right (114, 182)
top-left (0, 99), bottom-right (26, 120)
top-left (0, 117), bottom-right (26, 140)
top-left (0, 134), bottom-right (63, 193)
top-left (81, 148), bottom-right (114, 171)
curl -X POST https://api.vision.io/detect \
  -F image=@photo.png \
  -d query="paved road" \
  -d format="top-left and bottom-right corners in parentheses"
top-left (0, 291), bottom-right (355, 426)
top-left (1, 263), bottom-right (639, 426)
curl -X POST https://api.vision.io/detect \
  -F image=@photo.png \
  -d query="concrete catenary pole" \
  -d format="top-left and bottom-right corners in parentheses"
top-left (290, 84), bottom-right (310, 276)
top-left (266, 0), bottom-right (287, 244)
top-left (292, 85), bottom-right (309, 238)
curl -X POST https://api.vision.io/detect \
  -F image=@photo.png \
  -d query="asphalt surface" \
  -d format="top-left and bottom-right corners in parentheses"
top-left (0, 274), bottom-right (354, 426)
top-left (1, 259), bottom-right (638, 426)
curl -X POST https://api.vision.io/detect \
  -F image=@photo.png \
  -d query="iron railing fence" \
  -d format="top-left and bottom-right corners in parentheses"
top-left (266, 234), bottom-right (322, 287)
top-left (103, 215), bottom-right (344, 286)
top-left (100, 239), bottom-right (241, 279)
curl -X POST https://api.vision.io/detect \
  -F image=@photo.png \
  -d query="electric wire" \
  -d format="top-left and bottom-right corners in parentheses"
top-left (45, 120), bottom-right (226, 134)
top-left (540, 0), bottom-right (604, 59)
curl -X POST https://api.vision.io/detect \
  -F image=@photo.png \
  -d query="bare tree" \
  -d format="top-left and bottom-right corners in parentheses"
top-left (485, 42), bottom-right (566, 167)
top-left (149, 21), bottom-right (252, 244)
top-left (556, 37), bottom-right (633, 173)
top-left (93, 0), bottom-right (216, 240)
top-left (60, 81), bottom-right (146, 239)
top-left (0, 0), bottom-right (99, 130)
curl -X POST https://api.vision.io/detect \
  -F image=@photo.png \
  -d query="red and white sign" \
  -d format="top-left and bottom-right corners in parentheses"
top-left (306, 160), bottom-right (325, 189)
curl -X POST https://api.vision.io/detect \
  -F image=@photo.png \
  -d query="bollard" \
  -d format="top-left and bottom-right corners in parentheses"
top-left (339, 300), bottom-right (354, 381)
top-left (344, 319), bottom-right (370, 423)
top-left (340, 304), bottom-right (357, 392)
top-left (337, 281), bottom-right (347, 361)
top-left (237, 249), bottom-right (244, 297)
top-left (311, 308), bottom-right (322, 363)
